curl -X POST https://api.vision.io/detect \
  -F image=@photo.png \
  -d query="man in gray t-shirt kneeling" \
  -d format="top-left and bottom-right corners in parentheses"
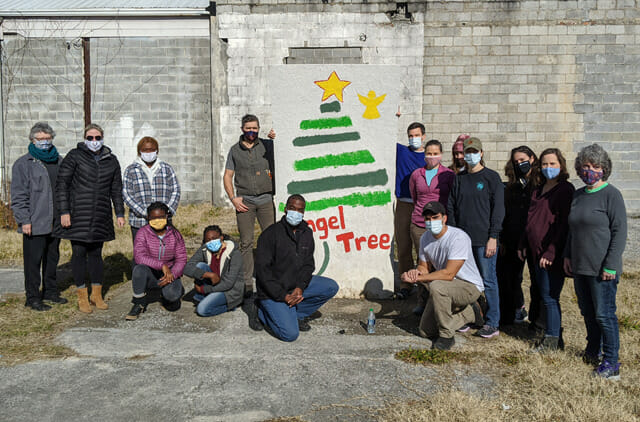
top-left (401, 201), bottom-right (485, 350)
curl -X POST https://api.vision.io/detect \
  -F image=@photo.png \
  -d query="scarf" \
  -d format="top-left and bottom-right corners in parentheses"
top-left (28, 143), bottom-right (59, 163)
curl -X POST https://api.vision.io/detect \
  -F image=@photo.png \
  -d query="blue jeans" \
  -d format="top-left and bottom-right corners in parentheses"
top-left (257, 275), bottom-right (339, 342)
top-left (193, 262), bottom-right (229, 317)
top-left (535, 266), bottom-right (565, 337)
top-left (574, 274), bottom-right (619, 364)
top-left (472, 246), bottom-right (500, 328)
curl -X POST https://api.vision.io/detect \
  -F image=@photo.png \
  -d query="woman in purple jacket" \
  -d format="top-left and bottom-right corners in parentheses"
top-left (126, 202), bottom-right (187, 320)
top-left (519, 148), bottom-right (574, 351)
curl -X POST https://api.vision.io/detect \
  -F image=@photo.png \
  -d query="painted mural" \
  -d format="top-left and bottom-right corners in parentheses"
top-left (269, 65), bottom-right (400, 297)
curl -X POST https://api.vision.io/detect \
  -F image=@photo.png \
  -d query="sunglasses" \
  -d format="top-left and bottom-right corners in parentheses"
top-left (86, 136), bottom-right (103, 141)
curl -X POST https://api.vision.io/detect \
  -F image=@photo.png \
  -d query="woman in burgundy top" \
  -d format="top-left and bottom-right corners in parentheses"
top-left (519, 148), bottom-right (574, 351)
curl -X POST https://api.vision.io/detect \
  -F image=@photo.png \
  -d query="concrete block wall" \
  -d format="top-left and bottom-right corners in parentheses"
top-left (214, 2), bottom-right (425, 204)
top-left (91, 37), bottom-right (212, 203)
top-left (2, 37), bottom-right (85, 168)
top-left (420, 0), bottom-right (640, 212)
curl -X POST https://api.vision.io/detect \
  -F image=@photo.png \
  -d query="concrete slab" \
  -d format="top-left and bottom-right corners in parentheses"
top-left (0, 280), bottom-right (493, 421)
top-left (0, 268), bottom-right (24, 297)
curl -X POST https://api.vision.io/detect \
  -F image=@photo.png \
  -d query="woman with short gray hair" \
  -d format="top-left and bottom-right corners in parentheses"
top-left (564, 143), bottom-right (627, 380)
top-left (11, 122), bottom-right (67, 310)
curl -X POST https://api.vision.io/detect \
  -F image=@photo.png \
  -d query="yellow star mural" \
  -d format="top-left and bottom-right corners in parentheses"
top-left (314, 71), bottom-right (351, 102)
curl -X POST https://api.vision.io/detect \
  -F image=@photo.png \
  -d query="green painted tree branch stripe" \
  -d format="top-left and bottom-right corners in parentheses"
top-left (300, 116), bottom-right (352, 130)
top-left (317, 241), bottom-right (330, 276)
top-left (277, 190), bottom-right (391, 212)
top-left (292, 132), bottom-right (360, 147)
top-left (320, 101), bottom-right (341, 113)
top-left (294, 150), bottom-right (375, 171)
top-left (287, 169), bottom-right (388, 195)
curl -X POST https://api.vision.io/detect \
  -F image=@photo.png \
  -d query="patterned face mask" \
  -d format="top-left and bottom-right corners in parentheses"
top-left (579, 168), bottom-right (604, 186)
top-left (149, 218), bottom-right (167, 231)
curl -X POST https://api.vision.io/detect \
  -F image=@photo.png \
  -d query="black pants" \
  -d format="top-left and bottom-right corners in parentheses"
top-left (497, 245), bottom-right (537, 325)
top-left (23, 234), bottom-right (60, 303)
top-left (131, 264), bottom-right (184, 302)
top-left (71, 241), bottom-right (104, 287)
top-left (130, 226), bottom-right (140, 267)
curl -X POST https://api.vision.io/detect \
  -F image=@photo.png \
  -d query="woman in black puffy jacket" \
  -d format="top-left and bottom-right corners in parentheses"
top-left (57, 123), bottom-right (125, 313)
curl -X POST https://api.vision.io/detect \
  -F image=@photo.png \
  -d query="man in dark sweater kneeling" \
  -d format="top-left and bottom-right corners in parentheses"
top-left (247, 194), bottom-right (339, 341)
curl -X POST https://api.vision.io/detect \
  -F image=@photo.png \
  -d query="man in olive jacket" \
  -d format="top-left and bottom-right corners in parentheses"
top-left (249, 194), bottom-right (339, 342)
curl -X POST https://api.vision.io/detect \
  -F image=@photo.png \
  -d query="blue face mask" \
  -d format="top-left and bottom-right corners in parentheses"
top-left (243, 130), bottom-right (258, 142)
top-left (286, 210), bottom-right (304, 226)
top-left (85, 139), bottom-right (104, 152)
top-left (205, 238), bottom-right (222, 252)
top-left (408, 137), bottom-right (422, 150)
top-left (464, 152), bottom-right (482, 167)
top-left (541, 167), bottom-right (561, 180)
top-left (34, 139), bottom-right (53, 150)
top-left (425, 219), bottom-right (444, 235)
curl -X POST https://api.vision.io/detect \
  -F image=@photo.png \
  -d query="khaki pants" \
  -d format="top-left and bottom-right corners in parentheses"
top-left (237, 199), bottom-right (275, 291)
top-left (394, 201), bottom-right (418, 275)
top-left (419, 278), bottom-right (481, 339)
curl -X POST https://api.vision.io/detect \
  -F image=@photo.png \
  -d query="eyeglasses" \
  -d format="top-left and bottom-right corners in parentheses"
top-left (35, 137), bottom-right (52, 141)
top-left (86, 136), bottom-right (103, 141)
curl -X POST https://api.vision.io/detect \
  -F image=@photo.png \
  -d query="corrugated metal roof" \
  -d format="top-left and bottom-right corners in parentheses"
top-left (0, 0), bottom-right (210, 16)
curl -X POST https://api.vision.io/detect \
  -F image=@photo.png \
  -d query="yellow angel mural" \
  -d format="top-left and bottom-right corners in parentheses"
top-left (357, 90), bottom-right (386, 119)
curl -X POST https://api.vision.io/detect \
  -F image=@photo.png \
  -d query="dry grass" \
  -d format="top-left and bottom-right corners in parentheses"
top-left (376, 277), bottom-right (640, 422)
top-left (0, 204), bottom-right (239, 366)
top-left (0, 204), bottom-right (238, 266)
top-left (0, 294), bottom-right (78, 366)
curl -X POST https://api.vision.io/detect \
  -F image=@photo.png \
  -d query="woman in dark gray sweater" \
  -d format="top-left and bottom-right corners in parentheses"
top-left (564, 144), bottom-right (627, 380)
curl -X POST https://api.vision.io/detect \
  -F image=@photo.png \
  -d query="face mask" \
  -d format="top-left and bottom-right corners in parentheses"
top-left (516, 161), bottom-right (531, 177)
top-left (464, 152), bottom-right (481, 167)
top-left (205, 238), bottom-right (222, 253)
top-left (408, 137), bottom-right (422, 150)
top-left (85, 139), bottom-right (104, 152)
top-left (243, 130), bottom-right (258, 142)
top-left (425, 219), bottom-right (444, 235)
top-left (140, 151), bottom-right (157, 163)
top-left (425, 155), bottom-right (441, 168)
top-left (579, 168), bottom-right (604, 186)
top-left (541, 167), bottom-right (561, 180)
top-left (149, 218), bottom-right (167, 231)
top-left (285, 210), bottom-right (304, 226)
top-left (34, 139), bottom-right (53, 150)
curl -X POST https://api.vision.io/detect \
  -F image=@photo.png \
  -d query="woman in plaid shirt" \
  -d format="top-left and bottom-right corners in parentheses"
top-left (122, 137), bottom-right (181, 257)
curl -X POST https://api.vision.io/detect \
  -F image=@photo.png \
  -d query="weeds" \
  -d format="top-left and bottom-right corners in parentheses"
top-left (395, 348), bottom-right (472, 365)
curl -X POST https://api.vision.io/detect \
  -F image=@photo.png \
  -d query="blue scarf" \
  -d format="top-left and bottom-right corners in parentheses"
top-left (28, 143), bottom-right (59, 163)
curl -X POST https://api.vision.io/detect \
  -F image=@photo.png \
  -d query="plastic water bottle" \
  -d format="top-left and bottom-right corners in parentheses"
top-left (367, 308), bottom-right (376, 334)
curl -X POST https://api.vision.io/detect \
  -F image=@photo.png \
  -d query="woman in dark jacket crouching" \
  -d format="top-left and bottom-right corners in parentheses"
top-left (184, 225), bottom-right (244, 317)
top-left (57, 123), bottom-right (125, 313)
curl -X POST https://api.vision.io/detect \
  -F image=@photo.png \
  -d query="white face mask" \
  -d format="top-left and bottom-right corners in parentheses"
top-left (464, 152), bottom-right (481, 167)
top-left (85, 139), bottom-right (104, 152)
top-left (141, 151), bottom-right (157, 163)
top-left (409, 137), bottom-right (422, 150)
top-left (425, 219), bottom-right (444, 235)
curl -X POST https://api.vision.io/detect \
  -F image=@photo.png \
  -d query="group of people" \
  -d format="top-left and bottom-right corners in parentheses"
top-left (11, 116), bottom-right (338, 344)
top-left (12, 116), bottom-right (627, 379)
top-left (394, 122), bottom-right (627, 380)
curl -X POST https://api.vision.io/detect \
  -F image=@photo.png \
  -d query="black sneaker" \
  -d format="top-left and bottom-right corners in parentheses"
top-left (298, 318), bottom-right (311, 332)
top-left (582, 352), bottom-right (601, 366)
top-left (474, 325), bottom-right (499, 338)
top-left (593, 360), bottom-right (621, 381)
top-left (471, 301), bottom-right (485, 328)
top-left (247, 299), bottom-right (264, 331)
top-left (25, 300), bottom-right (51, 312)
top-left (395, 288), bottom-right (411, 300)
top-left (529, 336), bottom-right (559, 354)
top-left (433, 336), bottom-right (455, 350)
top-left (43, 295), bottom-right (68, 305)
top-left (125, 303), bottom-right (147, 320)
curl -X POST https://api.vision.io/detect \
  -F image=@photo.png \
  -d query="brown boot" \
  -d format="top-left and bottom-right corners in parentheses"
top-left (90, 285), bottom-right (109, 310)
top-left (76, 287), bottom-right (93, 314)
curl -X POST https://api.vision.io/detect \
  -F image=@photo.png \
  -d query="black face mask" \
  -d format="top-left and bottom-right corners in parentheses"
top-left (516, 161), bottom-right (531, 177)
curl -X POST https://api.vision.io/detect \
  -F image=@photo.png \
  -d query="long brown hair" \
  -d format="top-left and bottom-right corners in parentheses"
top-left (505, 145), bottom-right (538, 187)
top-left (536, 148), bottom-right (570, 186)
